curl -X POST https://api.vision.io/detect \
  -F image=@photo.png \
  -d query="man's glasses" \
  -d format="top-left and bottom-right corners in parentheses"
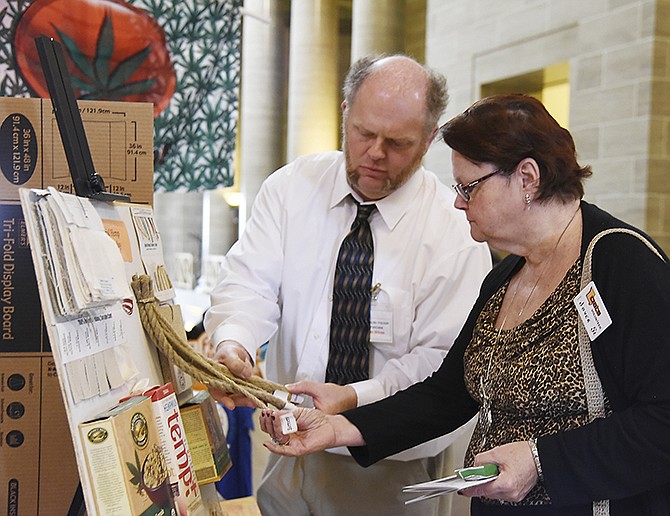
top-left (452, 169), bottom-right (503, 202)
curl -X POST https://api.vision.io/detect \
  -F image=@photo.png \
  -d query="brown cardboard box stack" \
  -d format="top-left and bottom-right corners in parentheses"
top-left (0, 97), bottom-right (153, 515)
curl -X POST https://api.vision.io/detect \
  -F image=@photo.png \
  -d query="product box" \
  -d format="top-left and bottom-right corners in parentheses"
top-left (0, 96), bottom-right (154, 514)
top-left (0, 97), bottom-right (154, 204)
top-left (199, 483), bottom-right (224, 516)
top-left (146, 383), bottom-right (206, 516)
top-left (179, 390), bottom-right (231, 485)
top-left (79, 395), bottom-right (176, 515)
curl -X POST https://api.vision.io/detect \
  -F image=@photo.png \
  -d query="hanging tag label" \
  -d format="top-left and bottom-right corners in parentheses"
top-left (574, 281), bottom-right (612, 341)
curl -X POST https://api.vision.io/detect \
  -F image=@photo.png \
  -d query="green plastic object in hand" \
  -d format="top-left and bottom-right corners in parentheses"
top-left (455, 464), bottom-right (499, 481)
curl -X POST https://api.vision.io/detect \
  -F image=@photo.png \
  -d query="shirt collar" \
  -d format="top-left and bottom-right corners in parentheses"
top-left (329, 157), bottom-right (425, 231)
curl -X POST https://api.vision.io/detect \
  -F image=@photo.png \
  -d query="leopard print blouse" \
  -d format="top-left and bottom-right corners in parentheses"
top-left (463, 260), bottom-right (593, 506)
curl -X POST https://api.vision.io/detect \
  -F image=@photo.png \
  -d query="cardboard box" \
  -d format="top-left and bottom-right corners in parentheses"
top-left (0, 97), bottom-right (154, 205)
top-left (0, 200), bottom-right (81, 515)
top-left (146, 383), bottom-right (206, 516)
top-left (79, 396), bottom-right (176, 515)
top-left (0, 96), bottom-right (154, 514)
top-left (180, 390), bottom-right (231, 485)
top-left (0, 354), bottom-right (80, 515)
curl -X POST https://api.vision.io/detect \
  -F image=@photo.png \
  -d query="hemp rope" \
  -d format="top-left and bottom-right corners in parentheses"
top-left (131, 274), bottom-right (288, 409)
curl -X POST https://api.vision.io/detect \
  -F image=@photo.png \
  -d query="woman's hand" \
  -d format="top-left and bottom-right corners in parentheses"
top-left (259, 408), bottom-right (365, 456)
top-left (458, 441), bottom-right (538, 502)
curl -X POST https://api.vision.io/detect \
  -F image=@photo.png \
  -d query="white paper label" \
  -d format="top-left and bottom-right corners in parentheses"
top-left (573, 281), bottom-right (612, 341)
top-left (370, 305), bottom-right (393, 343)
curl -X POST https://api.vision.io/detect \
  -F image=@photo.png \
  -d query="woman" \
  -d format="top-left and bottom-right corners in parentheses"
top-left (259, 94), bottom-right (670, 515)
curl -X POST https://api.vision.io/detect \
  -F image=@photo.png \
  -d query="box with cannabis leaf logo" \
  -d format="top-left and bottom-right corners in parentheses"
top-left (78, 395), bottom-right (177, 515)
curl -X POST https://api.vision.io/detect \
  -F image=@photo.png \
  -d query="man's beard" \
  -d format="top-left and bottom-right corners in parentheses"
top-left (344, 140), bottom-right (425, 199)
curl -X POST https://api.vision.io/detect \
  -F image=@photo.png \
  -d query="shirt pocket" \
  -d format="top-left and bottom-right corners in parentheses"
top-left (370, 286), bottom-right (412, 352)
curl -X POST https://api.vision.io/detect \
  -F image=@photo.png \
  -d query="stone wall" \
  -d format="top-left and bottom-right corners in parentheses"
top-left (424, 0), bottom-right (670, 249)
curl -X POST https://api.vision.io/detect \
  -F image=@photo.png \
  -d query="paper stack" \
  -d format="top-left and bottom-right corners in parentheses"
top-left (31, 187), bottom-right (131, 316)
top-left (402, 465), bottom-right (498, 504)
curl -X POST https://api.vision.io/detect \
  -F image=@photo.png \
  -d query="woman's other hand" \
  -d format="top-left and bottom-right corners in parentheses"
top-left (458, 441), bottom-right (538, 503)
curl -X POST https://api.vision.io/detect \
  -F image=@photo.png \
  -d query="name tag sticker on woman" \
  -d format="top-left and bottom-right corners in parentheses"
top-left (573, 281), bottom-right (612, 340)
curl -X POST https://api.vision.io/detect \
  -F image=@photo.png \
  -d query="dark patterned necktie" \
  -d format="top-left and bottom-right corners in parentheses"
top-left (326, 201), bottom-right (376, 385)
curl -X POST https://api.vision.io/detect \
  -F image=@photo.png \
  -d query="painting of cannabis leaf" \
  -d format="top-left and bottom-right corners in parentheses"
top-left (55, 14), bottom-right (157, 102)
top-left (133, 0), bottom-right (242, 191)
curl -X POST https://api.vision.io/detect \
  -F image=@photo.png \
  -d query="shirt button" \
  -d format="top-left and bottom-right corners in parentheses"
top-left (313, 333), bottom-right (320, 339)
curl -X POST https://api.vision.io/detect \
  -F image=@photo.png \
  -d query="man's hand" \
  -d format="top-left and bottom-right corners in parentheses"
top-left (210, 339), bottom-right (256, 410)
top-left (286, 380), bottom-right (358, 414)
top-left (458, 441), bottom-right (538, 503)
top-left (213, 340), bottom-right (254, 378)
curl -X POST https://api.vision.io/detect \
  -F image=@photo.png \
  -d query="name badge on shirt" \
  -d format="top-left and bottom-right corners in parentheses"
top-left (573, 281), bottom-right (612, 341)
top-left (370, 286), bottom-right (393, 343)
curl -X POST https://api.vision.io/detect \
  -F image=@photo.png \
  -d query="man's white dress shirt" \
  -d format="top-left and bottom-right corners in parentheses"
top-left (206, 151), bottom-right (491, 460)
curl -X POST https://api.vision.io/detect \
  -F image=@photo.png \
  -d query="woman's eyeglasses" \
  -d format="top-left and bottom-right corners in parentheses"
top-left (452, 169), bottom-right (503, 202)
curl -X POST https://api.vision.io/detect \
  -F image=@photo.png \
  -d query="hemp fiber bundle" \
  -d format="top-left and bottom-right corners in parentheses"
top-left (131, 274), bottom-right (288, 409)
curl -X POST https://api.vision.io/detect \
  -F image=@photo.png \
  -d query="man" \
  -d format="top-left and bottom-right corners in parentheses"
top-left (204, 54), bottom-right (491, 515)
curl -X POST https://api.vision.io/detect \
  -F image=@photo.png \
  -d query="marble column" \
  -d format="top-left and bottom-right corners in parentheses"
top-left (350, 0), bottom-right (405, 62)
top-left (286, 0), bottom-right (340, 161)
top-left (238, 0), bottom-right (290, 226)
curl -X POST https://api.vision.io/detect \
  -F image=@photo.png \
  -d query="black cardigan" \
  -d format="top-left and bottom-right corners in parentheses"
top-left (344, 201), bottom-right (670, 515)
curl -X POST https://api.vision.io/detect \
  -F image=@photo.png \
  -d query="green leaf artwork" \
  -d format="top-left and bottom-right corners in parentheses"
top-left (131, 0), bottom-right (241, 192)
top-left (54, 18), bottom-right (156, 100)
top-left (126, 449), bottom-right (144, 495)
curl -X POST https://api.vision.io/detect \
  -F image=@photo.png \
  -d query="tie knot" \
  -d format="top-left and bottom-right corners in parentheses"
top-left (356, 202), bottom-right (376, 221)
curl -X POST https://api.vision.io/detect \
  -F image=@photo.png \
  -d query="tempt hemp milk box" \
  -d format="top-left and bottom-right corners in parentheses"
top-left (78, 396), bottom-right (177, 515)
top-left (146, 383), bottom-right (206, 516)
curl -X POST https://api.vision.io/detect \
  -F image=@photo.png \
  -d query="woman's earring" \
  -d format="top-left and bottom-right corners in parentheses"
top-left (524, 193), bottom-right (532, 206)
